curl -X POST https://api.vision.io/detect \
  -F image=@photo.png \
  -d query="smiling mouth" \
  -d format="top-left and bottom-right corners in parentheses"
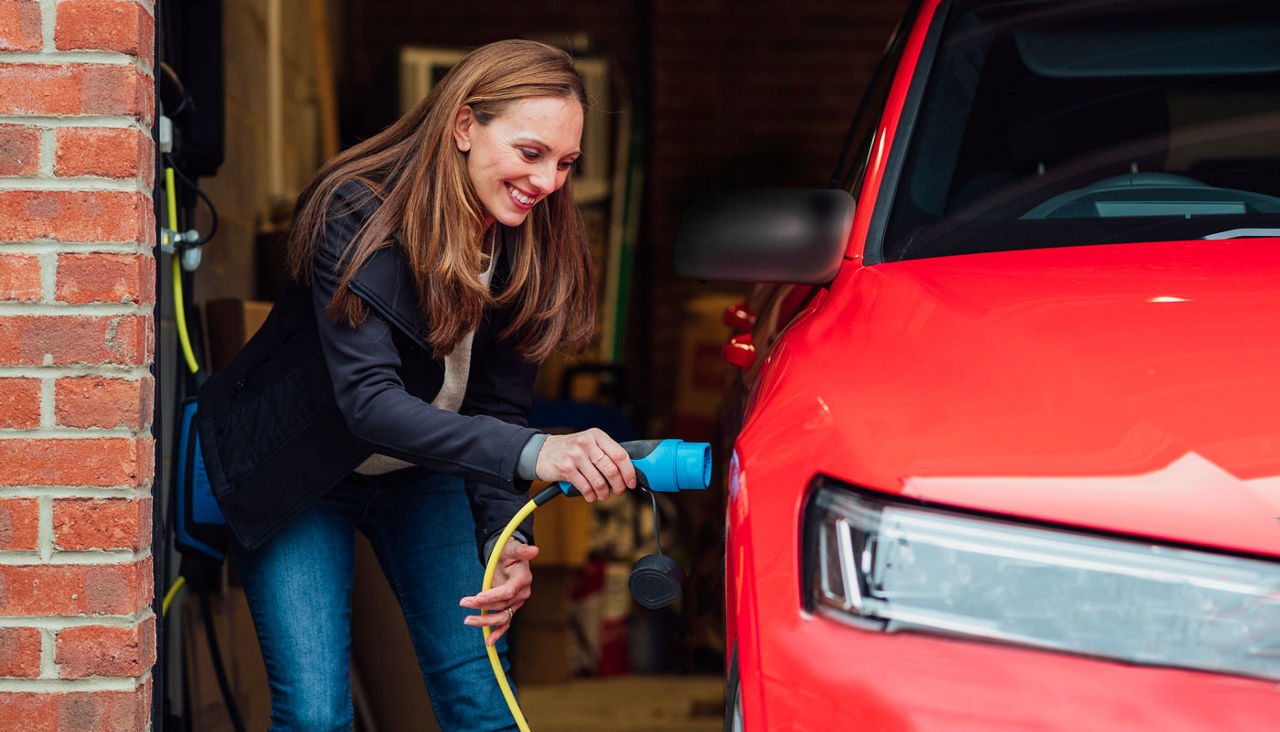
top-left (506, 183), bottom-right (537, 210)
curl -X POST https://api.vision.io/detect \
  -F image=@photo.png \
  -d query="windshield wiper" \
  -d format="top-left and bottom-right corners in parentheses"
top-left (1202, 228), bottom-right (1280, 240)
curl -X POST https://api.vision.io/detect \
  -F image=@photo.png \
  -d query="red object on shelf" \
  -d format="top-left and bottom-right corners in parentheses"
top-left (723, 301), bottom-right (756, 332)
top-left (722, 333), bottom-right (755, 370)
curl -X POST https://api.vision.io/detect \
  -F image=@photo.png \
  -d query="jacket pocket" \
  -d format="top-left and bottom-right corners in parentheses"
top-left (208, 341), bottom-right (334, 493)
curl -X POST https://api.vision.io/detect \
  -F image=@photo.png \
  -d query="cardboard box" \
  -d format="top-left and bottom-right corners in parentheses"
top-left (527, 482), bottom-right (593, 567)
top-left (180, 583), bottom-right (270, 731)
top-left (203, 298), bottom-right (273, 372)
top-left (511, 566), bottom-right (578, 685)
top-left (510, 620), bottom-right (577, 686)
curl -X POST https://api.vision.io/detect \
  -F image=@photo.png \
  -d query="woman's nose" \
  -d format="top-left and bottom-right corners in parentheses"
top-left (529, 161), bottom-right (559, 193)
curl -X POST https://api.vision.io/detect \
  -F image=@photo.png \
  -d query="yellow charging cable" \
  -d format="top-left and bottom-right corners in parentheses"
top-left (165, 166), bottom-right (202, 376)
top-left (481, 484), bottom-right (569, 732)
top-left (162, 575), bottom-right (187, 617)
top-left (482, 498), bottom-right (538, 732)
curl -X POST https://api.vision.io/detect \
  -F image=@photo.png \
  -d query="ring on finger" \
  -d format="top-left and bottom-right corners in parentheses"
top-left (504, 607), bottom-right (515, 619)
top-left (593, 453), bottom-right (608, 464)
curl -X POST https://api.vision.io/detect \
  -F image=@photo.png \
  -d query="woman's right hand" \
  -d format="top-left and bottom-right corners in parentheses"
top-left (535, 428), bottom-right (637, 502)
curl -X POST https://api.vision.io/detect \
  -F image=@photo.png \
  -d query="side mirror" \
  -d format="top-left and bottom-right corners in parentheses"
top-left (674, 188), bottom-right (854, 284)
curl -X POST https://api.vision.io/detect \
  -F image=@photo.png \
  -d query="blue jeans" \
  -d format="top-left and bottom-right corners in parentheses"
top-left (234, 469), bottom-right (518, 731)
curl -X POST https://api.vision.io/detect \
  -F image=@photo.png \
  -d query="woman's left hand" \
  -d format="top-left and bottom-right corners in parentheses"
top-left (460, 539), bottom-right (540, 646)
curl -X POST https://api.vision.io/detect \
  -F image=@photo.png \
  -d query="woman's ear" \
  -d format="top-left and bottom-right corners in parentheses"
top-left (452, 105), bottom-right (474, 153)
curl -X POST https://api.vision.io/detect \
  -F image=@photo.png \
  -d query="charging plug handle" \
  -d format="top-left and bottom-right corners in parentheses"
top-left (555, 439), bottom-right (711, 497)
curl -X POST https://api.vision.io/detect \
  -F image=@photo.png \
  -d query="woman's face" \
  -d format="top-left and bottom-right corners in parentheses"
top-left (452, 95), bottom-right (584, 227)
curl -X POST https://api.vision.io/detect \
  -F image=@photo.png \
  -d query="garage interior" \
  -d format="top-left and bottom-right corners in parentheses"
top-left (154, 1), bottom-right (907, 729)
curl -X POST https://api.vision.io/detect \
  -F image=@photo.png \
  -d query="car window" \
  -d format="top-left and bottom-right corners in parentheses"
top-left (832, 2), bottom-right (920, 198)
top-left (881, 0), bottom-right (1280, 261)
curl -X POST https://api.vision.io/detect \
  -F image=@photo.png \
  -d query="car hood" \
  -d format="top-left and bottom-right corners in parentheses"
top-left (743, 238), bottom-right (1280, 556)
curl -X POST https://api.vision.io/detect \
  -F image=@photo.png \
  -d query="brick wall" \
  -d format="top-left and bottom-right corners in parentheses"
top-left (0, 1), bottom-right (156, 729)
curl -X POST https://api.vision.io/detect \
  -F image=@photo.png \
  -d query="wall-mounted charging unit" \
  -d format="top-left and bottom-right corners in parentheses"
top-left (175, 399), bottom-right (227, 561)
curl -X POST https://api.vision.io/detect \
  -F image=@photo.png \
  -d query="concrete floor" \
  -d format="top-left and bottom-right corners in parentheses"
top-left (518, 675), bottom-right (725, 731)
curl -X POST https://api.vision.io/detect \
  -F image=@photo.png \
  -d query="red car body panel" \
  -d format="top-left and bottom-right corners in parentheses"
top-left (725, 0), bottom-right (1280, 727)
top-left (750, 239), bottom-right (1280, 557)
top-left (729, 240), bottom-right (1280, 729)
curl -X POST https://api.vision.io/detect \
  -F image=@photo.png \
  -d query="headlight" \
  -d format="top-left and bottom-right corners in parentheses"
top-left (804, 479), bottom-right (1280, 681)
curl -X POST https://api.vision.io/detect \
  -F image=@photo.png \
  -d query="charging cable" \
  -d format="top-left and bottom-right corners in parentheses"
top-left (480, 484), bottom-right (561, 732)
top-left (478, 439), bottom-right (712, 730)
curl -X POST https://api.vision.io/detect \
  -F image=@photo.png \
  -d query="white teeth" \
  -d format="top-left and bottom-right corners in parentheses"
top-left (507, 184), bottom-right (535, 205)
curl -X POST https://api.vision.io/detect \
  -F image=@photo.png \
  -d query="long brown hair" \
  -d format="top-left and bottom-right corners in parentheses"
top-left (286, 39), bottom-right (594, 361)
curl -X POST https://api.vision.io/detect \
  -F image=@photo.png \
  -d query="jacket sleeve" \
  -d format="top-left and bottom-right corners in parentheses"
top-left (460, 309), bottom-right (542, 560)
top-left (310, 184), bottom-right (541, 489)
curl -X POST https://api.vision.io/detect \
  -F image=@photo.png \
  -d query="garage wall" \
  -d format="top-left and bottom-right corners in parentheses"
top-left (338, 2), bottom-right (647, 146)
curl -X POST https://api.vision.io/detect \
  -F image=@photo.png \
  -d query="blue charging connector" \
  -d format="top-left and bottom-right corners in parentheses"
top-left (554, 439), bottom-right (711, 497)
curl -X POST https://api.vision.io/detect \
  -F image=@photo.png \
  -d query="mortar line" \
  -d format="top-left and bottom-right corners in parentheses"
top-left (39, 374), bottom-right (54, 429)
top-left (38, 494), bottom-right (52, 562)
top-left (40, 627), bottom-right (56, 679)
top-left (2, 51), bottom-right (135, 66)
top-left (0, 675), bottom-right (144, 692)
top-left (0, 116), bottom-right (144, 129)
top-left (39, 0), bottom-right (54, 50)
top-left (0, 549), bottom-right (154, 565)
top-left (0, 426), bottom-right (141, 439)
top-left (0, 612), bottom-right (153, 629)
top-left (0, 365), bottom-right (151, 379)
top-left (37, 125), bottom-right (55, 177)
top-left (0, 486), bottom-right (151, 499)
top-left (0, 177), bottom-right (144, 192)
top-left (0, 301), bottom-right (151, 315)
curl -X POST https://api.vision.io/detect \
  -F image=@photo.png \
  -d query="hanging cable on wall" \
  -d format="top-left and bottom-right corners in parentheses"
top-left (162, 163), bottom-right (202, 378)
top-left (160, 109), bottom-right (245, 732)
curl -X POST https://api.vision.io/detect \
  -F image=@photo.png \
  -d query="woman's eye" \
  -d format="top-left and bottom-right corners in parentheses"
top-left (519, 149), bottom-right (539, 161)
top-left (558, 160), bottom-right (576, 171)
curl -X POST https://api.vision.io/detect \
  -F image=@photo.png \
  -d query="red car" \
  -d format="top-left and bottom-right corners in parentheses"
top-left (676, 0), bottom-right (1280, 728)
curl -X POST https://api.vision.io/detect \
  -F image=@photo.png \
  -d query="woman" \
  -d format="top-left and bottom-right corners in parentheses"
top-left (197, 39), bottom-right (636, 731)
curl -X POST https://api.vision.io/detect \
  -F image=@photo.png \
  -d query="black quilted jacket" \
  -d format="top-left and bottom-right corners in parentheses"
top-left (197, 182), bottom-right (540, 553)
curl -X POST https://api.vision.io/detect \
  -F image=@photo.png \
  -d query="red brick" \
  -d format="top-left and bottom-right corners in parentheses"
top-left (0, 496), bottom-right (40, 550)
top-left (0, 0), bottom-right (41, 52)
top-left (0, 190), bottom-right (152, 245)
top-left (55, 127), bottom-right (150, 180)
top-left (0, 314), bottom-right (150, 366)
top-left (0, 557), bottom-right (152, 616)
top-left (52, 496), bottom-right (150, 551)
top-left (55, 0), bottom-right (153, 64)
top-left (0, 682), bottom-right (150, 731)
top-left (0, 626), bottom-right (41, 678)
top-left (0, 437), bottom-right (153, 487)
top-left (55, 253), bottom-right (153, 305)
top-left (0, 377), bottom-right (40, 429)
top-left (0, 124), bottom-right (39, 175)
top-left (0, 64), bottom-right (153, 123)
top-left (55, 616), bottom-right (154, 679)
top-left (0, 252), bottom-right (41, 302)
top-left (55, 375), bottom-right (151, 430)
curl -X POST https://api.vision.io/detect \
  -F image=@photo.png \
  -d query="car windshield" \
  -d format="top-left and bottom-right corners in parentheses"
top-left (881, 0), bottom-right (1280, 261)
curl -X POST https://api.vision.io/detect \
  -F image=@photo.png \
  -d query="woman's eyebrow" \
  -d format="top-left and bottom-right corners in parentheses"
top-left (514, 138), bottom-right (581, 157)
